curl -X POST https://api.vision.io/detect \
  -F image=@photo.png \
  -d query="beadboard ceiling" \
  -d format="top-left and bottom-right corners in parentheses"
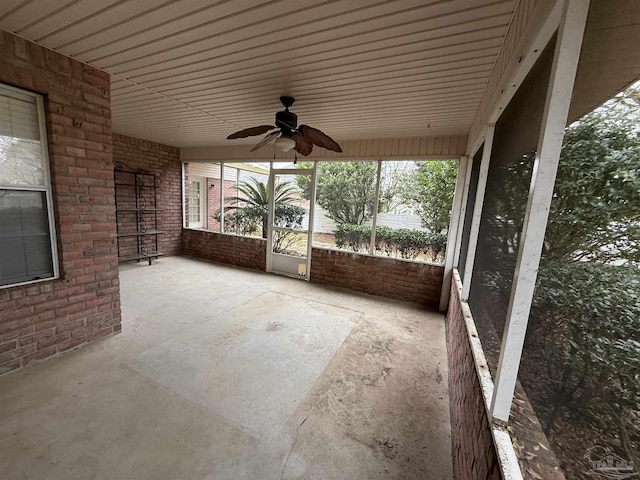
top-left (0, 0), bottom-right (517, 147)
top-left (1, 1), bottom-right (638, 149)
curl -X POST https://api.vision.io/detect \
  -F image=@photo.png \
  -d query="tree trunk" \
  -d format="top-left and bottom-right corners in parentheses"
top-left (615, 408), bottom-right (639, 476)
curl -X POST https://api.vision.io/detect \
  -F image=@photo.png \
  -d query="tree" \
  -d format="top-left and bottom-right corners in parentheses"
top-left (476, 83), bottom-right (640, 469)
top-left (544, 109), bottom-right (640, 264)
top-left (296, 162), bottom-right (377, 225)
top-left (217, 178), bottom-right (305, 252)
top-left (403, 161), bottom-right (458, 234)
top-left (377, 161), bottom-right (413, 214)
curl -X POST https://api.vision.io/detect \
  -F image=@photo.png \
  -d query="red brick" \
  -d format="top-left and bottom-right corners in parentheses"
top-left (58, 337), bottom-right (87, 352)
top-left (55, 318), bottom-right (86, 334)
top-left (0, 358), bottom-right (21, 373)
top-left (55, 302), bottom-right (89, 317)
top-left (0, 30), bottom-right (121, 375)
top-left (37, 332), bottom-right (71, 350)
top-left (0, 341), bottom-right (17, 354)
top-left (19, 328), bottom-right (56, 346)
top-left (22, 346), bottom-right (58, 366)
top-left (88, 328), bottom-right (112, 342)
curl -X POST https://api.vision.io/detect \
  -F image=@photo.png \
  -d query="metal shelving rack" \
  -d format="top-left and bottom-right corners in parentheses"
top-left (114, 165), bottom-right (164, 265)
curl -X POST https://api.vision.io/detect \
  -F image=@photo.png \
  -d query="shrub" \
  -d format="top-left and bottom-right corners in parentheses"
top-left (334, 224), bottom-right (446, 261)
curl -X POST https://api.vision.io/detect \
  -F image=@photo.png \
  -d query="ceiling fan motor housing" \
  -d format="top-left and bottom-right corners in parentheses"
top-left (276, 109), bottom-right (297, 132)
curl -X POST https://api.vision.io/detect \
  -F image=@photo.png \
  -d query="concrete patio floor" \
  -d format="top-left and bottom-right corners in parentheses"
top-left (0, 256), bottom-right (452, 480)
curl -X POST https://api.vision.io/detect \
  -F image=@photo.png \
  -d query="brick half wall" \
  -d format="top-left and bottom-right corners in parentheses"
top-left (183, 229), bottom-right (266, 271)
top-left (182, 229), bottom-right (443, 307)
top-left (446, 274), bottom-right (501, 480)
top-left (311, 248), bottom-right (443, 308)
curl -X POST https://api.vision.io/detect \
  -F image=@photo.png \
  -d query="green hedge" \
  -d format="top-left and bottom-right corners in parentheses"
top-left (334, 224), bottom-right (446, 260)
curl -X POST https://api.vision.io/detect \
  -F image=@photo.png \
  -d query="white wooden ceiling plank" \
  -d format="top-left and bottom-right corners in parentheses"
top-left (190, 91), bottom-right (486, 116)
top-left (113, 100), bottom-right (479, 122)
top-left (0, 0), bottom-right (31, 20)
top-left (162, 61), bottom-right (494, 104)
top-left (218, 102), bottom-right (480, 125)
top-left (113, 88), bottom-right (485, 116)
top-left (121, 47), bottom-right (498, 99)
top-left (215, 111), bottom-right (478, 133)
top-left (82, 0), bottom-right (342, 64)
top-left (140, 42), bottom-right (497, 91)
top-left (113, 64), bottom-right (491, 106)
top-left (113, 111), bottom-right (237, 123)
top-left (114, 5), bottom-right (512, 76)
top-left (42, 0), bottom-right (175, 47)
top-left (113, 81), bottom-right (488, 114)
top-left (121, 16), bottom-right (509, 84)
top-left (133, 36), bottom-right (502, 91)
top-left (91, 0), bottom-right (439, 67)
top-left (307, 107), bottom-right (479, 121)
top-left (65, 0), bottom-right (269, 57)
top-left (17, 0), bottom-right (122, 40)
top-left (154, 67), bottom-right (489, 112)
top-left (0, 0), bottom-right (73, 31)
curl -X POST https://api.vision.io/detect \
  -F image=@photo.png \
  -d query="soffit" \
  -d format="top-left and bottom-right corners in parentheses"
top-left (0, 0), bottom-right (517, 147)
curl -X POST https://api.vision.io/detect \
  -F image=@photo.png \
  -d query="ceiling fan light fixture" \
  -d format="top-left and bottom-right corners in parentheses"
top-left (226, 97), bottom-right (342, 156)
top-left (275, 135), bottom-right (296, 152)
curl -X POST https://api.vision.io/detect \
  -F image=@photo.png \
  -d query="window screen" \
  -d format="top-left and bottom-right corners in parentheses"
top-left (457, 144), bottom-right (483, 280)
top-left (467, 37), bottom-right (556, 372)
top-left (0, 84), bottom-right (58, 287)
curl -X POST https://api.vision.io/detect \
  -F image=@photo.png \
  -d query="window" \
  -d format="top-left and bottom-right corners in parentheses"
top-left (0, 84), bottom-right (58, 288)
top-left (187, 176), bottom-right (205, 228)
top-left (305, 160), bottom-right (455, 265)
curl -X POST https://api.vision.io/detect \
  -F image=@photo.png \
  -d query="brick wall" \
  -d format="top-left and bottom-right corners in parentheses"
top-left (112, 134), bottom-right (182, 256)
top-left (0, 31), bottom-right (120, 374)
top-left (446, 277), bottom-right (501, 480)
top-left (207, 178), bottom-right (237, 231)
top-left (311, 248), bottom-right (443, 308)
top-left (182, 229), bottom-right (444, 307)
top-left (183, 229), bottom-right (266, 271)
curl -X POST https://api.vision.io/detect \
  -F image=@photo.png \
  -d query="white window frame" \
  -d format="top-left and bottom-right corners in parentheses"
top-left (0, 83), bottom-right (59, 289)
top-left (187, 175), bottom-right (206, 229)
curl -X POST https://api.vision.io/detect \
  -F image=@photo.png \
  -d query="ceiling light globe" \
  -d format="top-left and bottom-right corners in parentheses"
top-left (275, 136), bottom-right (296, 152)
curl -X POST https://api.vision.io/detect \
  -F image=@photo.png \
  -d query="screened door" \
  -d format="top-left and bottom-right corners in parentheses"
top-left (266, 166), bottom-right (316, 280)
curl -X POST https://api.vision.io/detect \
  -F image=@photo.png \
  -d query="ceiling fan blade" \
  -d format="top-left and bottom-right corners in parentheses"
top-left (227, 125), bottom-right (275, 139)
top-left (250, 130), bottom-right (280, 152)
top-left (292, 133), bottom-right (313, 156)
top-left (299, 125), bottom-right (342, 153)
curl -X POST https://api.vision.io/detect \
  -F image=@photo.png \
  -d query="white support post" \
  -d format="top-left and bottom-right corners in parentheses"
top-left (453, 154), bottom-right (474, 268)
top-left (490, 0), bottom-right (590, 422)
top-left (266, 162), bottom-right (275, 273)
top-left (369, 160), bottom-right (382, 255)
top-left (439, 156), bottom-right (469, 311)
top-left (219, 163), bottom-right (225, 233)
top-left (181, 162), bottom-right (187, 228)
top-left (461, 124), bottom-right (495, 301)
top-left (305, 163), bottom-right (318, 281)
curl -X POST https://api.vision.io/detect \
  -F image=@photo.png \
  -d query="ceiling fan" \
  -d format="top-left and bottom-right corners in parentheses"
top-left (226, 96), bottom-right (342, 156)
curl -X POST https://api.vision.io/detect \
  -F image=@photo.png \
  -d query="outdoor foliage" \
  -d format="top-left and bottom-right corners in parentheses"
top-left (296, 161), bottom-right (377, 225)
top-left (530, 261), bottom-right (640, 469)
top-left (215, 177), bottom-right (305, 253)
top-left (334, 224), bottom-right (446, 261)
top-left (475, 84), bottom-right (640, 473)
top-left (403, 160), bottom-right (458, 233)
top-left (221, 207), bottom-right (260, 236)
top-left (545, 112), bottom-right (640, 264)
